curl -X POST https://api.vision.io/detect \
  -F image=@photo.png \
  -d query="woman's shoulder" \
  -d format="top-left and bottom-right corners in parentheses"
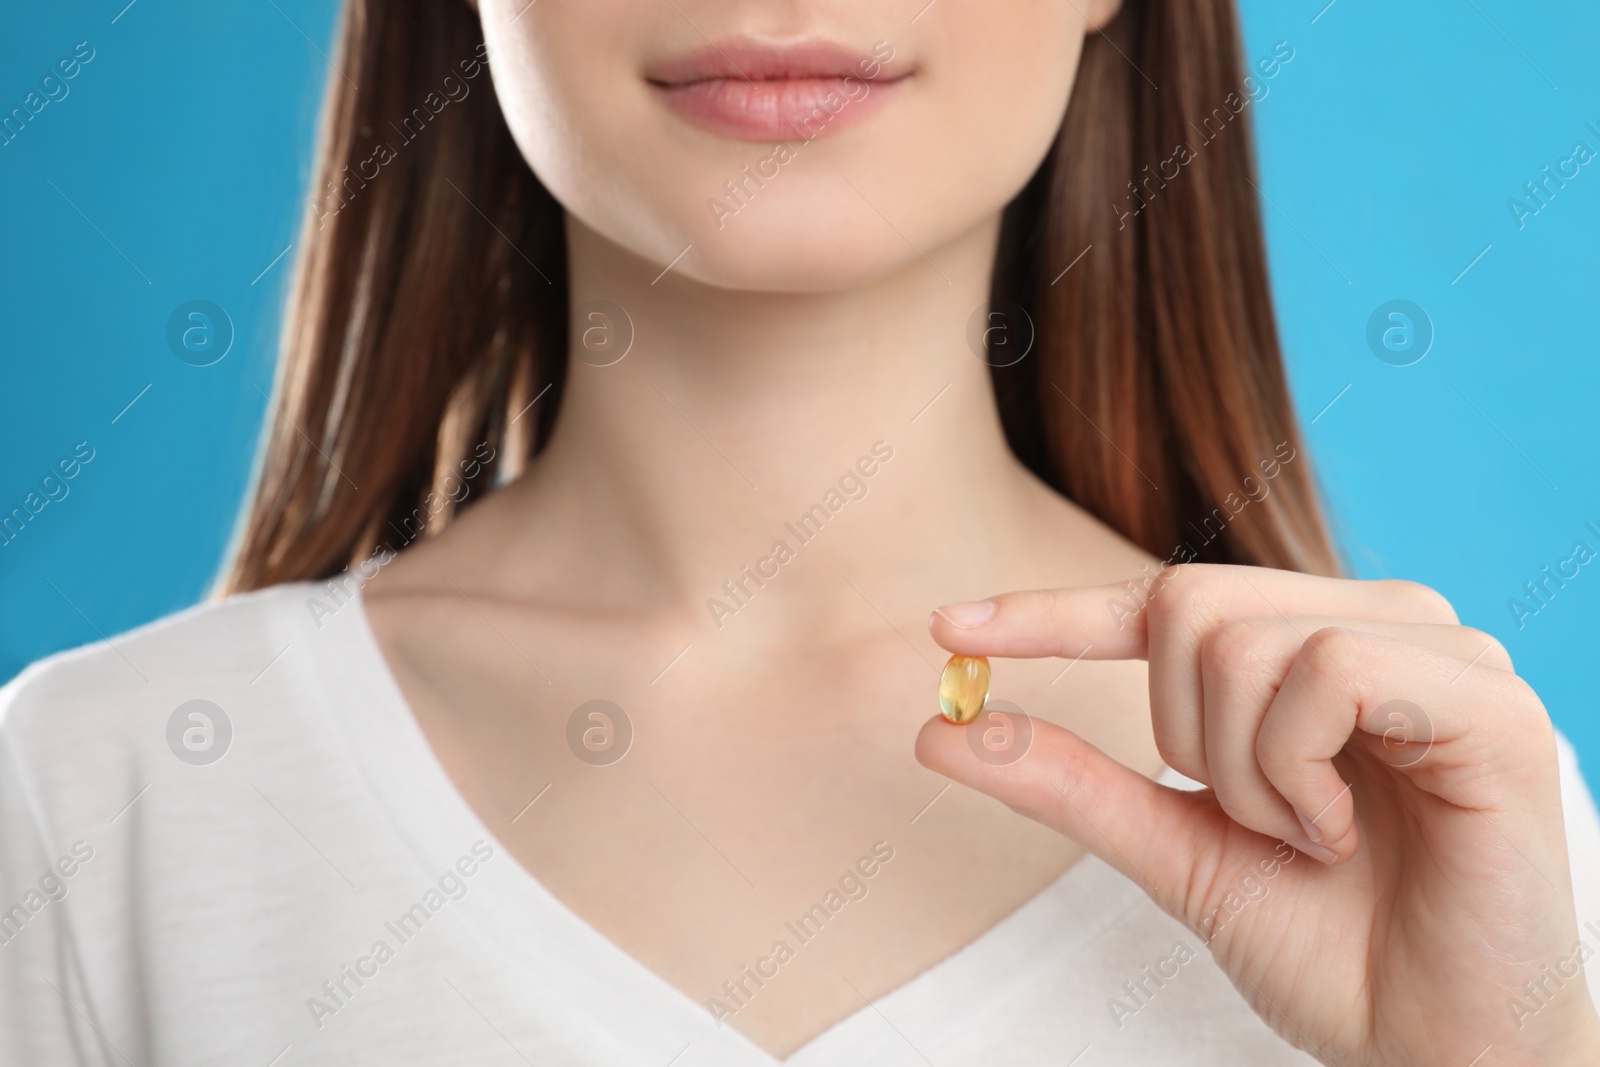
top-left (0, 581), bottom-right (337, 784)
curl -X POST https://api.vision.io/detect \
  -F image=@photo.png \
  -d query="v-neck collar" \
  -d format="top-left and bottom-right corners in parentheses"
top-left (311, 584), bottom-right (1146, 1065)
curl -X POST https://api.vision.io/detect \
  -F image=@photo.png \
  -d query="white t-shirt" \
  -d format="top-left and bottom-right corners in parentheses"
top-left (2, 583), bottom-right (1598, 1066)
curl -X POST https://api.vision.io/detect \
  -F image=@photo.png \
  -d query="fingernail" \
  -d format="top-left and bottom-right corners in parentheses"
top-left (1293, 806), bottom-right (1323, 843)
top-left (1289, 838), bottom-right (1338, 865)
top-left (935, 600), bottom-right (997, 628)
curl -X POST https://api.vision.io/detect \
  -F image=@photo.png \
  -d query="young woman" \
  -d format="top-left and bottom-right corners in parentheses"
top-left (4, 0), bottom-right (1598, 1063)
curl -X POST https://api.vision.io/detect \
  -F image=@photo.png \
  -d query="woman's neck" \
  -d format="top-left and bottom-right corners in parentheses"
top-left (466, 212), bottom-right (1058, 634)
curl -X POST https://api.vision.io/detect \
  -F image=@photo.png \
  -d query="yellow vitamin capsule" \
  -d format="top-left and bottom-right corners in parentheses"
top-left (938, 654), bottom-right (990, 725)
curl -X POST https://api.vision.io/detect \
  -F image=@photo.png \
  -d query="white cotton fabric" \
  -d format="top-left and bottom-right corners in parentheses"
top-left (2, 583), bottom-right (1598, 1066)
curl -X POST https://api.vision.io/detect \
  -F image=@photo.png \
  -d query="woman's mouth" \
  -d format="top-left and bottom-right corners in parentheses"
top-left (647, 38), bottom-right (910, 142)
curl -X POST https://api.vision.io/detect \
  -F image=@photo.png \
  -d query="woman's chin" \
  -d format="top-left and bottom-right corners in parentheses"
top-left (591, 192), bottom-right (952, 294)
top-left (667, 234), bottom-right (923, 294)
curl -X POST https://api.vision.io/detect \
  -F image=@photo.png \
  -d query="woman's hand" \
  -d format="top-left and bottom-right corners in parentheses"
top-left (915, 564), bottom-right (1600, 1067)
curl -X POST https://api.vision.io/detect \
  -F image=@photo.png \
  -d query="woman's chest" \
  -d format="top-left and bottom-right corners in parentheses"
top-left (364, 595), bottom-right (1157, 1055)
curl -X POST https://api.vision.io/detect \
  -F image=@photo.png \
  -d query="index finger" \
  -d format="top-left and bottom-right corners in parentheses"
top-left (929, 583), bottom-right (1153, 661)
top-left (928, 564), bottom-right (1459, 662)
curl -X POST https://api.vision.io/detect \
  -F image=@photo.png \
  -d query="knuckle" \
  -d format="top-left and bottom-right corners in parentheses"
top-left (1301, 626), bottom-right (1365, 681)
top-left (1458, 627), bottom-right (1515, 673)
top-left (1200, 619), bottom-right (1268, 680)
top-left (1491, 670), bottom-right (1552, 736)
top-left (1146, 563), bottom-right (1215, 634)
top-left (1379, 579), bottom-right (1459, 624)
top-left (1039, 587), bottom-right (1089, 651)
top-left (1038, 586), bottom-right (1069, 613)
top-left (1030, 586), bottom-right (1067, 622)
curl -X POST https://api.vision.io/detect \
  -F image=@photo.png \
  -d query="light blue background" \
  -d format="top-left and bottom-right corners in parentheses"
top-left (2, 2), bottom-right (1596, 780)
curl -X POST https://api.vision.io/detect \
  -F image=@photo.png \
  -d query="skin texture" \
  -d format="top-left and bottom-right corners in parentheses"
top-left (361, 0), bottom-right (1600, 1061)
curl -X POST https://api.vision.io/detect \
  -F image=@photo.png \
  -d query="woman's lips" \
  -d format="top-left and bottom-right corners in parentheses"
top-left (648, 39), bottom-right (908, 141)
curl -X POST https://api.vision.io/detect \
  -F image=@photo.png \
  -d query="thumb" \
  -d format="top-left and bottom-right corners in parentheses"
top-left (914, 713), bottom-right (1224, 917)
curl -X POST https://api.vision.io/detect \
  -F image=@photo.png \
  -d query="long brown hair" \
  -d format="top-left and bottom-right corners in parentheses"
top-left (223, 0), bottom-right (1339, 594)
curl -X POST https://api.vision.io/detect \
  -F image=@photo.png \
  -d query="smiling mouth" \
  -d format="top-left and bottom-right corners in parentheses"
top-left (647, 38), bottom-right (910, 142)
